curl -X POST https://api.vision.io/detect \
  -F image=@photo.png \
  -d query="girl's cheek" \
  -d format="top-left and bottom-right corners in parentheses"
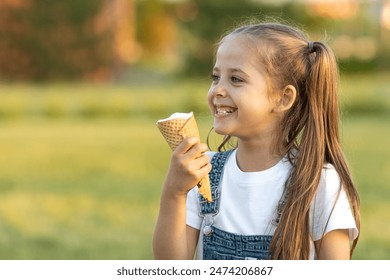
top-left (207, 88), bottom-right (214, 104)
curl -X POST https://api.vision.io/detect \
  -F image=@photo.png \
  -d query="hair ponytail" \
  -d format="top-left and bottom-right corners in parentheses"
top-left (309, 41), bottom-right (361, 256)
top-left (273, 38), bottom-right (360, 259)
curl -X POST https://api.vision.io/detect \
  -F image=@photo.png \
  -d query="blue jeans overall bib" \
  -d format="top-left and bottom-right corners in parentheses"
top-left (198, 150), bottom-right (273, 260)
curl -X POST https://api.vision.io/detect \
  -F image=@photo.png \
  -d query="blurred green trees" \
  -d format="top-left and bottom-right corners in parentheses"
top-left (0, 0), bottom-right (388, 81)
top-left (172, 0), bottom-right (388, 76)
top-left (0, 0), bottom-right (114, 81)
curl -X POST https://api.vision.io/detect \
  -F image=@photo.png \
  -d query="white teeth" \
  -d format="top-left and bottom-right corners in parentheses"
top-left (215, 106), bottom-right (236, 116)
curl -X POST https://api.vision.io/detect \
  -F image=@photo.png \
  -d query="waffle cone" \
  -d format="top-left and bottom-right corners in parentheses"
top-left (157, 112), bottom-right (212, 202)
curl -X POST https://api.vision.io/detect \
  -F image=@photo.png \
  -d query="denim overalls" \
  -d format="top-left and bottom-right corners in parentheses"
top-left (198, 150), bottom-right (273, 260)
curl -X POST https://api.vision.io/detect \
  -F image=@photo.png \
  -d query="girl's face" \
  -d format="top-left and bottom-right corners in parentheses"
top-left (208, 35), bottom-right (280, 142)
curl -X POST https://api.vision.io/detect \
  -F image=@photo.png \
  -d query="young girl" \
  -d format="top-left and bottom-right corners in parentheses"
top-left (153, 22), bottom-right (360, 260)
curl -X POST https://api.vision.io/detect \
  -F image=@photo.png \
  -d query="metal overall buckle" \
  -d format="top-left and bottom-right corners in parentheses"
top-left (199, 189), bottom-right (220, 237)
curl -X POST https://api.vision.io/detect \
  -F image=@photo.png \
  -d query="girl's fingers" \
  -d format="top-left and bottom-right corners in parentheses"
top-left (198, 161), bottom-right (212, 179)
top-left (174, 137), bottom-right (199, 155)
top-left (186, 155), bottom-right (212, 181)
top-left (187, 143), bottom-right (209, 160)
top-left (192, 154), bottom-right (211, 170)
top-left (174, 138), bottom-right (209, 160)
top-left (168, 138), bottom-right (211, 190)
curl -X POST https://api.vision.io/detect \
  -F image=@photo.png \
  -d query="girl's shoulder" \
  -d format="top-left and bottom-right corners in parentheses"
top-left (313, 163), bottom-right (348, 212)
top-left (311, 163), bottom-right (359, 241)
top-left (319, 163), bottom-right (342, 194)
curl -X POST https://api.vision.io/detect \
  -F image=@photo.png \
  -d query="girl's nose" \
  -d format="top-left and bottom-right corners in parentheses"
top-left (211, 84), bottom-right (227, 97)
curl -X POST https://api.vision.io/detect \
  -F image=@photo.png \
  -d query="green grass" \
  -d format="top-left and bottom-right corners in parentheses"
top-left (0, 74), bottom-right (388, 259)
top-left (342, 116), bottom-right (390, 259)
top-left (0, 80), bottom-right (210, 120)
top-left (340, 72), bottom-right (390, 116)
top-left (0, 119), bottom-right (167, 259)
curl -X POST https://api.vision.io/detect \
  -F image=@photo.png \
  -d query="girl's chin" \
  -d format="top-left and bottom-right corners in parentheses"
top-left (213, 115), bottom-right (238, 136)
top-left (213, 124), bottom-right (232, 136)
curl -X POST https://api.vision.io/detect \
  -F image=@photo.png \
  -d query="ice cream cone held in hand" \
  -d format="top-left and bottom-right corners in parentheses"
top-left (157, 112), bottom-right (212, 202)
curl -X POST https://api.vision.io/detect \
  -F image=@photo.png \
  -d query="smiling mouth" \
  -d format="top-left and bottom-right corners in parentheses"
top-left (215, 106), bottom-right (237, 117)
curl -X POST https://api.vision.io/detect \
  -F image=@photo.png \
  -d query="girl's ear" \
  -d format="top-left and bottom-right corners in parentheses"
top-left (273, 85), bottom-right (296, 113)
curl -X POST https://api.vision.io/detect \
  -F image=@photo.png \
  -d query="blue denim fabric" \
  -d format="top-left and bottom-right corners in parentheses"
top-left (198, 150), bottom-right (233, 214)
top-left (199, 150), bottom-right (272, 260)
top-left (203, 226), bottom-right (272, 260)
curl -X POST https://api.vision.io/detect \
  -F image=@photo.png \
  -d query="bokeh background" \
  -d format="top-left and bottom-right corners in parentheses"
top-left (0, 0), bottom-right (389, 259)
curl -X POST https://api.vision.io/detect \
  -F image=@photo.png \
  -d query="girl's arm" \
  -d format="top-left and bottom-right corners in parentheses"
top-left (315, 229), bottom-right (351, 259)
top-left (152, 137), bottom-right (211, 259)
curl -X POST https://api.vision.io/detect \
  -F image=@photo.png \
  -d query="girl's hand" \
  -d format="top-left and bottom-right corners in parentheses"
top-left (163, 137), bottom-right (212, 198)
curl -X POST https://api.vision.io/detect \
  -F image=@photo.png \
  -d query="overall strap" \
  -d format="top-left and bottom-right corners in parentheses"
top-left (199, 149), bottom-right (234, 215)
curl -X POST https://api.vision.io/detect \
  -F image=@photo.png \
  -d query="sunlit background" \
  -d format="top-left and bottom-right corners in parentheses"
top-left (0, 0), bottom-right (389, 259)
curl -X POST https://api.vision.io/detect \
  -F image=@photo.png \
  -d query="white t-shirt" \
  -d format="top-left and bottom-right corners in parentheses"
top-left (186, 149), bottom-right (358, 259)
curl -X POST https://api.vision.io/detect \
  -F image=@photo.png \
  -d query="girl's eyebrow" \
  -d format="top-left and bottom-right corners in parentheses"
top-left (231, 68), bottom-right (249, 78)
top-left (213, 67), bottom-right (249, 78)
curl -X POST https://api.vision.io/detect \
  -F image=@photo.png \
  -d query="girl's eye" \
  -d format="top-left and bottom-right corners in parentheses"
top-left (211, 74), bottom-right (220, 82)
top-left (231, 76), bottom-right (243, 83)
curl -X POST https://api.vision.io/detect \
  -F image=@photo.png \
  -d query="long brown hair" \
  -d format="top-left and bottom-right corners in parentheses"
top-left (214, 22), bottom-right (360, 259)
